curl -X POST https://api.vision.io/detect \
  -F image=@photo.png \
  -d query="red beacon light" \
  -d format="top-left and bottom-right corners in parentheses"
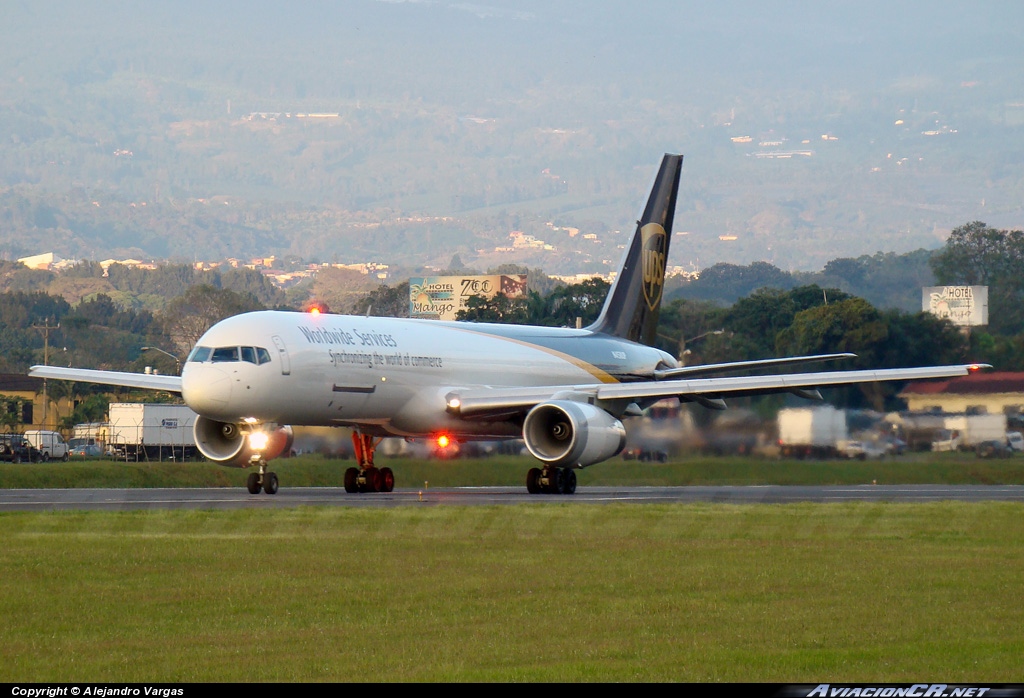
top-left (304, 300), bottom-right (330, 315)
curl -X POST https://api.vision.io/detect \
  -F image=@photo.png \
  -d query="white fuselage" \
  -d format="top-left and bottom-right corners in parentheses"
top-left (181, 310), bottom-right (676, 438)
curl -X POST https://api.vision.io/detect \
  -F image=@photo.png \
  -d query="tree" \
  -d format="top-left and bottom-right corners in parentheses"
top-left (159, 285), bottom-right (264, 358)
top-left (721, 285), bottom-right (850, 359)
top-left (676, 261), bottom-right (797, 305)
top-left (930, 221), bottom-right (1024, 335)
top-left (219, 267), bottom-right (286, 306)
top-left (655, 298), bottom-right (727, 360)
top-left (776, 298), bottom-right (890, 408)
top-left (930, 221), bottom-right (1024, 286)
top-left (541, 278), bottom-right (610, 327)
top-left (350, 282), bottom-right (411, 318)
top-left (456, 293), bottom-right (529, 323)
top-left (777, 298), bottom-right (888, 361)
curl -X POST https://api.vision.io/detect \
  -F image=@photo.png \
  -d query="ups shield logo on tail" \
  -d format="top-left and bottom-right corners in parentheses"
top-left (640, 223), bottom-right (667, 311)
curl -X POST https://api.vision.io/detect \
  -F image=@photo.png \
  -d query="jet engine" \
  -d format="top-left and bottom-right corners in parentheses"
top-left (522, 400), bottom-right (626, 468)
top-left (194, 416), bottom-right (294, 467)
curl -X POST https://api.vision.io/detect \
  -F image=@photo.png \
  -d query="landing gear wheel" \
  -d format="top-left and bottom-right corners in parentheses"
top-left (263, 471), bottom-right (279, 495)
top-left (352, 432), bottom-right (390, 494)
top-left (344, 467), bottom-right (359, 493)
top-left (246, 472), bottom-right (261, 494)
top-left (562, 468), bottom-right (577, 495)
top-left (361, 466), bottom-right (381, 493)
top-left (546, 467), bottom-right (565, 495)
top-left (526, 467), bottom-right (542, 494)
top-left (379, 467), bottom-right (395, 493)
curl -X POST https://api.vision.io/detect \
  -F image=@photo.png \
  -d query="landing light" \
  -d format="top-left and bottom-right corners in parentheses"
top-left (249, 431), bottom-right (269, 452)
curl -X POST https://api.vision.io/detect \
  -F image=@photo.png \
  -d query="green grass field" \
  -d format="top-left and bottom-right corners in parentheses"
top-left (4, 451), bottom-right (1024, 489)
top-left (1, 502), bottom-right (1022, 681)
top-left (2, 454), bottom-right (1023, 682)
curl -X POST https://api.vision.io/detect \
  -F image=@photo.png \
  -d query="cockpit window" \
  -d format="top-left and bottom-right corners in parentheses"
top-left (189, 345), bottom-right (271, 364)
top-left (211, 346), bottom-right (239, 362)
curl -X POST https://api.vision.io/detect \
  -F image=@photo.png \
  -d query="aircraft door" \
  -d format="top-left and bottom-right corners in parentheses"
top-left (272, 335), bottom-right (291, 375)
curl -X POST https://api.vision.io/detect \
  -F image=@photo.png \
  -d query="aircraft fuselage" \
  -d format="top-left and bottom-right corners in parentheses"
top-left (182, 310), bottom-right (677, 438)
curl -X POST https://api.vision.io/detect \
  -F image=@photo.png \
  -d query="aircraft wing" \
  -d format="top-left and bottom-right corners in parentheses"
top-left (29, 365), bottom-right (182, 394)
top-left (447, 364), bottom-right (987, 419)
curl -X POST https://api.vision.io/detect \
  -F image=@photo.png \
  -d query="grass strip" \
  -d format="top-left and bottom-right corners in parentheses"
top-left (4, 452), bottom-right (1024, 488)
top-left (1, 502), bottom-right (1022, 681)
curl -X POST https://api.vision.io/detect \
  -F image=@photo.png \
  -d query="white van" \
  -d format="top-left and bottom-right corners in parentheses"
top-left (23, 430), bottom-right (69, 462)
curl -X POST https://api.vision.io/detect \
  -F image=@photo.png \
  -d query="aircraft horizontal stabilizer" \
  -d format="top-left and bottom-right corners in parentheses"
top-left (653, 353), bottom-right (856, 380)
top-left (29, 365), bottom-right (182, 394)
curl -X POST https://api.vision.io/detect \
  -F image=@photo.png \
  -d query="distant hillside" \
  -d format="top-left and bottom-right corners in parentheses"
top-left (2, 2), bottom-right (1023, 270)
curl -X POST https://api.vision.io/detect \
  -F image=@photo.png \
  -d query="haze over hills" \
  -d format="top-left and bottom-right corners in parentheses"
top-left (1, 1), bottom-right (1023, 272)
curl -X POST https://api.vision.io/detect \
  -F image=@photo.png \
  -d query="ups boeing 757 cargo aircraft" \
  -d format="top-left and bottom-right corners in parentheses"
top-left (31, 154), bottom-right (984, 494)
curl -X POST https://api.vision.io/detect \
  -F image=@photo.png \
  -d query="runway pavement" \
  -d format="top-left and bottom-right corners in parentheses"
top-left (2, 484), bottom-right (1024, 511)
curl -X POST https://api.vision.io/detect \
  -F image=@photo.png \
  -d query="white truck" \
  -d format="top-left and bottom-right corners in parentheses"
top-left (931, 414), bottom-right (1007, 452)
top-left (107, 403), bottom-right (199, 461)
top-left (778, 406), bottom-right (848, 458)
top-left (23, 430), bottom-right (69, 462)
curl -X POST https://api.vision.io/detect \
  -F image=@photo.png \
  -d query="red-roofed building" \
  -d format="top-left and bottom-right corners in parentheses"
top-left (899, 372), bottom-right (1024, 416)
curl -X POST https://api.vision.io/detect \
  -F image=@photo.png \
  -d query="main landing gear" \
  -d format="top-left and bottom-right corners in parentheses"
top-left (344, 432), bottom-right (395, 493)
top-left (526, 466), bottom-right (577, 495)
top-left (246, 460), bottom-right (279, 495)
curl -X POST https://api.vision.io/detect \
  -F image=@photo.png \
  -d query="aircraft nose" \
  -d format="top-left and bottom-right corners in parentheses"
top-left (181, 365), bottom-right (233, 419)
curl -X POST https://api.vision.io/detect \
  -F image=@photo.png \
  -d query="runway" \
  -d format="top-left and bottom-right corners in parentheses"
top-left (2, 484), bottom-right (1024, 511)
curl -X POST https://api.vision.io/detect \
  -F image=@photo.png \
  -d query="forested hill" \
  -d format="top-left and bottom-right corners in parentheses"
top-left (2, 2), bottom-right (1023, 271)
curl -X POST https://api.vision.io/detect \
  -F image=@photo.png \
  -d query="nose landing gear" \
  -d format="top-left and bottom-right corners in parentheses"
top-left (245, 460), bottom-right (279, 495)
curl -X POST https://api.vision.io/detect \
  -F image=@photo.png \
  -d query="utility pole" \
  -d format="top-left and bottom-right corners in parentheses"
top-left (32, 319), bottom-right (58, 426)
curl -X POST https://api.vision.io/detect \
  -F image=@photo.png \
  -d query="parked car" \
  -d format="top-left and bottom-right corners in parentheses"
top-left (839, 440), bottom-right (887, 460)
top-left (0, 434), bottom-right (41, 463)
top-left (69, 443), bottom-right (104, 457)
top-left (68, 437), bottom-right (104, 458)
top-left (621, 447), bottom-right (669, 462)
top-left (883, 437), bottom-right (907, 456)
top-left (976, 440), bottom-right (1012, 458)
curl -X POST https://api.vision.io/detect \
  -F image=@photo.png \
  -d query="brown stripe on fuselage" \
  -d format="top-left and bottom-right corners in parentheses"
top-left (445, 325), bottom-right (621, 384)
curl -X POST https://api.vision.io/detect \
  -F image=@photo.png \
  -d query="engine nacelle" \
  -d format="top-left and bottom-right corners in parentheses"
top-left (522, 400), bottom-right (626, 468)
top-left (193, 416), bottom-right (294, 467)
top-left (262, 425), bottom-right (295, 461)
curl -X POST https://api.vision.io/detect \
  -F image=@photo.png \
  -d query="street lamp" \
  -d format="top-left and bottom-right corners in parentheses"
top-left (141, 346), bottom-right (182, 375)
top-left (679, 329), bottom-right (724, 365)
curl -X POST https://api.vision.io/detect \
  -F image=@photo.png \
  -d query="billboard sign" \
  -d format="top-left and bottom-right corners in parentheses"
top-left (409, 275), bottom-right (528, 320)
top-left (922, 286), bottom-right (988, 327)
